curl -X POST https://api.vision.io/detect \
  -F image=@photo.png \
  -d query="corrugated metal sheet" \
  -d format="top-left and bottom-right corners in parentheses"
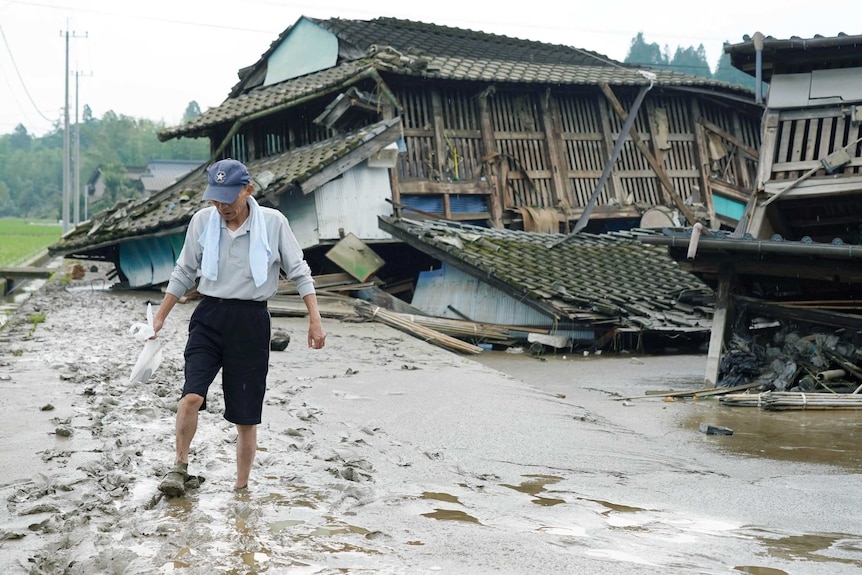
top-left (412, 263), bottom-right (554, 327)
top-left (118, 235), bottom-right (182, 288)
top-left (315, 164), bottom-right (394, 240)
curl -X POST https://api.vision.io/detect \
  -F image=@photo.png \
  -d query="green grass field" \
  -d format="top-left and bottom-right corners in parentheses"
top-left (0, 218), bottom-right (63, 267)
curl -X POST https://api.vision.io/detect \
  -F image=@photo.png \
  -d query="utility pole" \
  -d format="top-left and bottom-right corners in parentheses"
top-left (74, 69), bottom-right (92, 224)
top-left (74, 70), bottom-right (80, 225)
top-left (62, 27), bottom-right (70, 233)
top-left (60, 24), bottom-right (87, 232)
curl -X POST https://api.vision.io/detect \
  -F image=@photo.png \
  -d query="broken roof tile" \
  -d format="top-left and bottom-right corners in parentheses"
top-left (380, 217), bottom-right (713, 334)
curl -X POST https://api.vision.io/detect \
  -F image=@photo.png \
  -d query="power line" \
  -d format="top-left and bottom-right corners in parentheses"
top-left (0, 23), bottom-right (53, 123)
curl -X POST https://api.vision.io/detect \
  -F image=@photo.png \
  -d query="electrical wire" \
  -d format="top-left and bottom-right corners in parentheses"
top-left (0, 23), bottom-right (54, 123)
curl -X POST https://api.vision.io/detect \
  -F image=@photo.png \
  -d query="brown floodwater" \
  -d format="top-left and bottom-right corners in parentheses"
top-left (684, 398), bottom-right (862, 471)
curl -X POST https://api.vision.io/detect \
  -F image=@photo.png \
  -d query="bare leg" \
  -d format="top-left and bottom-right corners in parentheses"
top-left (175, 394), bottom-right (204, 465)
top-left (159, 393), bottom-right (204, 496)
top-left (235, 424), bottom-right (257, 489)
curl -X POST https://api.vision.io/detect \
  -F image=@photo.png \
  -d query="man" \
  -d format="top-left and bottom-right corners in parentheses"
top-left (152, 158), bottom-right (326, 497)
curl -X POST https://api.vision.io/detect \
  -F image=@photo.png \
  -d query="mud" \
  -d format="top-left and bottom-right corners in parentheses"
top-left (1, 268), bottom-right (861, 574)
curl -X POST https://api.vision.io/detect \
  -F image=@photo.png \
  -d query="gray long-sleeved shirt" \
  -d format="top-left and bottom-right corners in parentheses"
top-left (165, 204), bottom-right (315, 301)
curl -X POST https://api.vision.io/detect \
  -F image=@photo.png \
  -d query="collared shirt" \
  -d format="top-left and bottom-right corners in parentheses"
top-left (165, 205), bottom-right (315, 301)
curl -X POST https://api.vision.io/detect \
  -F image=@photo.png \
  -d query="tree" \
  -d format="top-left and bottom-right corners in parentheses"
top-left (625, 32), bottom-right (669, 68)
top-left (670, 44), bottom-right (712, 79)
top-left (10, 124), bottom-right (32, 152)
top-left (182, 101), bottom-right (202, 123)
top-left (714, 49), bottom-right (758, 91)
top-left (0, 107), bottom-right (207, 219)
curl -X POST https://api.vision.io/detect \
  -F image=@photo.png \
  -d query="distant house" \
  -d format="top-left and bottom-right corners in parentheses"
top-left (86, 160), bottom-right (201, 202)
top-left (85, 164), bottom-right (145, 203)
top-left (49, 15), bottom-right (761, 339)
top-left (140, 160), bottom-right (203, 196)
top-left (642, 33), bottom-right (862, 383)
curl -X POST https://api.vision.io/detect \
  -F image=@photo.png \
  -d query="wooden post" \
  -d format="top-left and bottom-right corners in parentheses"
top-left (477, 89), bottom-right (504, 228)
top-left (737, 110), bottom-right (779, 237)
top-left (540, 88), bottom-right (572, 217)
top-left (705, 263), bottom-right (733, 386)
top-left (731, 113), bottom-right (753, 191)
top-left (690, 99), bottom-right (716, 227)
top-left (644, 99), bottom-right (668, 204)
top-left (381, 102), bottom-right (402, 218)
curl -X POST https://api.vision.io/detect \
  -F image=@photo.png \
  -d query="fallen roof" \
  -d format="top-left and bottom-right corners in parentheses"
top-left (160, 16), bottom-right (754, 142)
top-left (50, 117), bottom-right (402, 258)
top-left (379, 217), bottom-right (713, 332)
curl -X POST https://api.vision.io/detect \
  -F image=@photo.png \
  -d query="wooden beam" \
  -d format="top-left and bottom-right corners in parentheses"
top-left (645, 99), bottom-right (670, 205)
top-left (734, 296), bottom-right (862, 331)
top-left (697, 116), bottom-right (759, 161)
top-left (380, 102), bottom-right (402, 218)
top-left (599, 83), bottom-right (699, 226)
top-left (756, 111), bottom-right (780, 191)
top-left (540, 88), bottom-right (572, 216)
top-left (477, 90), bottom-right (503, 227)
top-left (690, 99), bottom-right (716, 226)
top-left (595, 89), bottom-right (621, 204)
top-left (705, 263), bottom-right (733, 386)
top-left (398, 180), bottom-right (491, 195)
top-left (431, 91), bottom-right (447, 180)
top-left (299, 123), bottom-right (402, 193)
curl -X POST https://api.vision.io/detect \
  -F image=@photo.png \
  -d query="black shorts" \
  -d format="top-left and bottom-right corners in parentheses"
top-left (183, 297), bottom-right (271, 425)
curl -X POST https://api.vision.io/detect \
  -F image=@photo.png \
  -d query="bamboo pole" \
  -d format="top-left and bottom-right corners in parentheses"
top-left (354, 300), bottom-right (483, 355)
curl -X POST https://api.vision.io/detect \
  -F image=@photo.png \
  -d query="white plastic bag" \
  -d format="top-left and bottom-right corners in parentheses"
top-left (128, 303), bottom-right (163, 383)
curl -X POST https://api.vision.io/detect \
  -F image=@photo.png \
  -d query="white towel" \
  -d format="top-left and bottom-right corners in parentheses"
top-left (247, 196), bottom-right (272, 287)
top-left (199, 197), bottom-right (271, 287)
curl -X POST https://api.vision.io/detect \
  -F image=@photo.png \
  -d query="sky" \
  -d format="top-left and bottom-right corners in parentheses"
top-left (0, 0), bottom-right (857, 137)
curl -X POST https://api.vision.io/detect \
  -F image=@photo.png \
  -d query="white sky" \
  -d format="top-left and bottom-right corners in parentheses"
top-left (0, 0), bottom-right (857, 137)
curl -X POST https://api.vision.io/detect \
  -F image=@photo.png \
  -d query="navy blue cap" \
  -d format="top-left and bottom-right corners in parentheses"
top-left (202, 159), bottom-right (251, 203)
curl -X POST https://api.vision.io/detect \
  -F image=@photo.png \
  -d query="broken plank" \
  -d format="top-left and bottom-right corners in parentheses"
top-left (620, 382), bottom-right (760, 401)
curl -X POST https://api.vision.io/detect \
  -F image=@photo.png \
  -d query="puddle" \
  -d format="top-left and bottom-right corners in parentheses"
top-left (685, 404), bottom-right (862, 471)
top-left (500, 474), bottom-right (565, 505)
top-left (420, 491), bottom-right (461, 504)
top-left (584, 499), bottom-right (646, 515)
top-left (312, 522), bottom-right (370, 537)
top-left (421, 509), bottom-right (481, 524)
top-left (749, 530), bottom-right (862, 566)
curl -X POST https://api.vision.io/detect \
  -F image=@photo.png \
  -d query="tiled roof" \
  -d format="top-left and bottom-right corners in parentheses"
top-left (51, 118), bottom-right (402, 257)
top-left (159, 61), bottom-right (374, 141)
top-left (725, 33), bottom-right (862, 80)
top-left (160, 16), bottom-right (753, 142)
top-left (380, 217), bottom-right (713, 331)
top-left (313, 16), bottom-right (618, 66)
top-left (141, 160), bottom-right (202, 193)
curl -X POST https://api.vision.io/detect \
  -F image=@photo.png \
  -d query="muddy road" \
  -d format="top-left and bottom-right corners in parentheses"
top-left (1, 272), bottom-right (860, 574)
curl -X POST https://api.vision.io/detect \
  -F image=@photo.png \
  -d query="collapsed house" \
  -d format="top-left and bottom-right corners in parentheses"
top-left (641, 33), bottom-right (862, 390)
top-left (47, 16), bottom-right (763, 349)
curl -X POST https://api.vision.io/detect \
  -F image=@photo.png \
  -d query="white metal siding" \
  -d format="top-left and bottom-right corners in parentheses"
top-left (315, 164), bottom-right (394, 241)
top-left (412, 264), bottom-right (553, 326)
top-left (265, 18), bottom-right (338, 86)
top-left (278, 190), bottom-right (319, 250)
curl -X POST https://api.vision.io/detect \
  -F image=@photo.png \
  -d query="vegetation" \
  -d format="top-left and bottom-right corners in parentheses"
top-left (625, 32), bottom-right (759, 91)
top-left (0, 218), bottom-right (62, 267)
top-left (0, 102), bottom-right (208, 221)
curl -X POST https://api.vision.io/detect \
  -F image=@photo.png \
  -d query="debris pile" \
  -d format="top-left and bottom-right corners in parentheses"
top-left (716, 317), bottom-right (862, 409)
top-left (719, 321), bottom-right (862, 393)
